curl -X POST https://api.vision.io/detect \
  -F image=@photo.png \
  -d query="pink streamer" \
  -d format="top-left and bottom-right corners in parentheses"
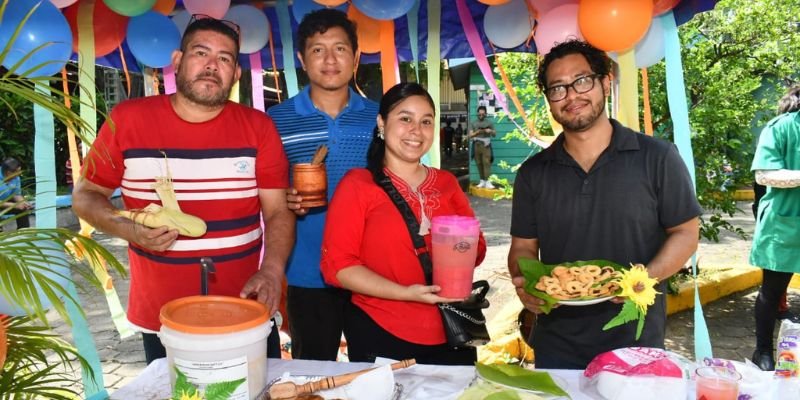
top-left (454, 0), bottom-right (508, 112)
top-left (163, 64), bottom-right (176, 95)
top-left (250, 53), bottom-right (265, 112)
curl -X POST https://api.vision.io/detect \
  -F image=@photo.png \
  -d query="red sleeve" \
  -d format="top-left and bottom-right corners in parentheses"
top-left (255, 116), bottom-right (289, 189)
top-left (82, 108), bottom-right (125, 190)
top-left (447, 172), bottom-right (488, 267)
top-left (321, 170), bottom-right (369, 287)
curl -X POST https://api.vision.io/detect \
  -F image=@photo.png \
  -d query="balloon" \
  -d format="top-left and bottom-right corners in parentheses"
top-left (631, 17), bottom-right (665, 68)
top-left (0, 240), bottom-right (70, 316)
top-left (534, 4), bottom-right (582, 55)
top-left (0, 0), bottom-right (73, 77)
top-left (578, 0), bottom-right (654, 52)
top-left (483, 0), bottom-right (534, 49)
top-left (653, 0), bottom-right (681, 16)
top-left (292, 0), bottom-right (347, 23)
top-left (64, 0), bottom-right (129, 57)
top-left (314, 0), bottom-right (348, 5)
top-left (152, 0), bottom-right (177, 15)
top-left (352, 0), bottom-right (415, 20)
top-left (102, 0), bottom-right (155, 17)
top-left (224, 5), bottom-right (270, 54)
top-left (531, 0), bottom-right (578, 14)
top-left (126, 11), bottom-right (180, 67)
top-left (183, 0), bottom-right (230, 20)
top-left (171, 9), bottom-right (192, 36)
top-left (478, 0), bottom-right (512, 4)
top-left (347, 6), bottom-right (380, 54)
top-left (49, 0), bottom-right (77, 8)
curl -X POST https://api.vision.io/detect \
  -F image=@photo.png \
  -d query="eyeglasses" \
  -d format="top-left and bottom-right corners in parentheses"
top-left (188, 14), bottom-right (241, 41)
top-left (544, 74), bottom-right (601, 102)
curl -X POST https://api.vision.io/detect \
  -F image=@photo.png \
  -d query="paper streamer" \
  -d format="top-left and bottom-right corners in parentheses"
top-left (229, 80), bottom-right (240, 102)
top-left (117, 46), bottom-right (131, 98)
top-left (77, 0), bottom-right (97, 145)
top-left (276, 0), bottom-right (299, 97)
top-left (617, 49), bottom-right (640, 132)
top-left (379, 20), bottom-right (399, 92)
top-left (267, 25), bottom-right (282, 103)
top-left (34, 85), bottom-right (107, 399)
top-left (143, 67), bottom-right (157, 96)
top-left (663, 10), bottom-right (710, 361)
top-left (454, 0), bottom-right (508, 113)
top-left (163, 64), bottom-right (176, 95)
top-left (407, 0), bottom-right (420, 82)
top-left (249, 53), bottom-right (266, 111)
top-left (641, 68), bottom-right (653, 136)
top-left (423, 0), bottom-right (441, 168)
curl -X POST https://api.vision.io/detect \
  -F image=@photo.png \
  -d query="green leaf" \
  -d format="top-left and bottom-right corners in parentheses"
top-left (475, 363), bottom-right (570, 398)
top-left (173, 368), bottom-right (200, 400)
top-left (636, 308), bottom-right (646, 340)
top-left (204, 378), bottom-right (246, 400)
top-left (602, 299), bottom-right (640, 331)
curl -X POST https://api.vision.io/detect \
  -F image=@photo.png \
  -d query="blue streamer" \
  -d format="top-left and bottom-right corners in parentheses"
top-left (407, 0), bottom-right (420, 82)
top-left (662, 11), bottom-right (712, 361)
top-left (277, 0), bottom-right (299, 98)
top-left (33, 86), bottom-right (107, 398)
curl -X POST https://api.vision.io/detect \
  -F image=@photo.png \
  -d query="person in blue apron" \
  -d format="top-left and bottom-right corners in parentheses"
top-left (750, 85), bottom-right (800, 371)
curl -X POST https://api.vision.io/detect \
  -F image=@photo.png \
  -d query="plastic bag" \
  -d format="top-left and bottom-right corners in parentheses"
top-left (581, 347), bottom-right (690, 400)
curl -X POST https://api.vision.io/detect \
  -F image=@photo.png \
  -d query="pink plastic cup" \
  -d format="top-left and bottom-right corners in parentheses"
top-left (431, 215), bottom-right (480, 299)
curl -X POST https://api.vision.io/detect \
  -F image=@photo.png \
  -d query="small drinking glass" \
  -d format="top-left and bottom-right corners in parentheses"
top-left (695, 366), bottom-right (741, 400)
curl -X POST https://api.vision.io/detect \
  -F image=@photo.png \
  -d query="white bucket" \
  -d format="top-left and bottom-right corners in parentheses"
top-left (159, 295), bottom-right (271, 400)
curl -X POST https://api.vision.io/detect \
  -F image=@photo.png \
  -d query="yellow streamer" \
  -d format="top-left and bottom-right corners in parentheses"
top-left (229, 80), bottom-right (240, 103)
top-left (617, 49), bottom-right (640, 131)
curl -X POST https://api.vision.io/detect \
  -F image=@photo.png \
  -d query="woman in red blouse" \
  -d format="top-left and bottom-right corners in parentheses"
top-left (321, 82), bottom-right (487, 365)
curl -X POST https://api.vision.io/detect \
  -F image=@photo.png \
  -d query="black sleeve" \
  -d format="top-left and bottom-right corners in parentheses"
top-left (657, 144), bottom-right (703, 228)
top-left (510, 162), bottom-right (538, 238)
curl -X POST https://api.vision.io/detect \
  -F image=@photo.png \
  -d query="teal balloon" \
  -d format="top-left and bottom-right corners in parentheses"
top-left (127, 11), bottom-right (181, 67)
top-left (0, 0), bottom-right (73, 77)
top-left (352, 0), bottom-right (415, 20)
top-left (0, 239), bottom-right (70, 316)
top-left (103, 0), bottom-right (157, 17)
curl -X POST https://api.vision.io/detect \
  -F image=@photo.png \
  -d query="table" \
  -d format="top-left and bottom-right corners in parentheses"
top-left (111, 358), bottom-right (592, 399)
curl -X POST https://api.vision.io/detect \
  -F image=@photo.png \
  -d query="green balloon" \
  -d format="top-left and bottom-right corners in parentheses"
top-left (103, 0), bottom-right (157, 17)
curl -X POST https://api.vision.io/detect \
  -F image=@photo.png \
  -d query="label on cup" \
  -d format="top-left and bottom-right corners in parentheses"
top-left (453, 241), bottom-right (472, 253)
top-left (174, 355), bottom-right (249, 399)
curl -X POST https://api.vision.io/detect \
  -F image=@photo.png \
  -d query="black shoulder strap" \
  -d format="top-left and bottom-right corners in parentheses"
top-left (374, 169), bottom-right (434, 284)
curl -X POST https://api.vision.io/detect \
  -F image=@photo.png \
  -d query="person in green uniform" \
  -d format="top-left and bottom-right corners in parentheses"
top-left (750, 85), bottom-right (800, 371)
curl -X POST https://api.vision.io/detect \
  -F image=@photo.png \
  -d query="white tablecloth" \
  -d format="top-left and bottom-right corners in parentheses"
top-left (111, 358), bottom-right (591, 400)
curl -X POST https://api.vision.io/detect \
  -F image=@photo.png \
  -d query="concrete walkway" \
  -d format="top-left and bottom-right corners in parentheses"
top-left (49, 198), bottom-right (794, 394)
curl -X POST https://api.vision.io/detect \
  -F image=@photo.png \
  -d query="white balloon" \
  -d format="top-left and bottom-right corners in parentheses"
top-left (608, 18), bottom-right (665, 69)
top-left (171, 9), bottom-right (191, 36)
top-left (224, 5), bottom-right (270, 54)
top-left (483, 0), bottom-right (534, 49)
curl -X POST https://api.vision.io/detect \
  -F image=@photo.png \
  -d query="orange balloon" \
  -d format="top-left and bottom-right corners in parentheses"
top-left (64, 1), bottom-right (129, 57)
top-left (314, 0), bottom-right (348, 5)
top-left (478, 0), bottom-right (512, 4)
top-left (347, 6), bottom-right (381, 54)
top-left (152, 0), bottom-right (177, 15)
top-left (578, 0), bottom-right (654, 52)
top-left (653, 0), bottom-right (680, 16)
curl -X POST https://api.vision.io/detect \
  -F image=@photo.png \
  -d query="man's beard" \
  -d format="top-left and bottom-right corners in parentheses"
top-left (554, 98), bottom-right (605, 132)
top-left (176, 71), bottom-right (231, 107)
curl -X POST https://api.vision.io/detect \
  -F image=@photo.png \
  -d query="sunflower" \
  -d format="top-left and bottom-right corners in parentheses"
top-left (619, 264), bottom-right (660, 313)
top-left (178, 390), bottom-right (204, 400)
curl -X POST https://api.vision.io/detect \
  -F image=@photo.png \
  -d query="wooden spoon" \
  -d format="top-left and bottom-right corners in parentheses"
top-left (268, 358), bottom-right (415, 400)
top-left (310, 145), bottom-right (328, 165)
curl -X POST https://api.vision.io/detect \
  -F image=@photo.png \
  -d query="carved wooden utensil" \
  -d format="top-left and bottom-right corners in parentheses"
top-left (310, 144), bottom-right (328, 165)
top-left (267, 359), bottom-right (416, 400)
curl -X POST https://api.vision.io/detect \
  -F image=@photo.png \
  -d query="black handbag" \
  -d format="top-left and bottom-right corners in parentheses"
top-left (374, 170), bottom-right (491, 348)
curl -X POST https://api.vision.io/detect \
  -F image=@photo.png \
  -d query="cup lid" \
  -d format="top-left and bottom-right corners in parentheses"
top-left (160, 295), bottom-right (269, 334)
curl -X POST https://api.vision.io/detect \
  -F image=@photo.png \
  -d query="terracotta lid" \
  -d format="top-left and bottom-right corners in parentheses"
top-left (160, 296), bottom-right (269, 334)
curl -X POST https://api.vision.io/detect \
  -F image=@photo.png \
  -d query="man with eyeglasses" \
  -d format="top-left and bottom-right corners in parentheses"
top-left (507, 40), bottom-right (701, 369)
top-left (267, 9), bottom-right (378, 361)
top-left (73, 16), bottom-right (293, 364)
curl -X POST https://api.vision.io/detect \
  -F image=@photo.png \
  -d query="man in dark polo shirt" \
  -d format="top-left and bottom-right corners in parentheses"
top-left (507, 40), bottom-right (701, 369)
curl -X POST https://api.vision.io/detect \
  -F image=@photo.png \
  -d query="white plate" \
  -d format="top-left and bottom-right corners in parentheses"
top-left (476, 369), bottom-right (569, 399)
top-left (558, 295), bottom-right (614, 306)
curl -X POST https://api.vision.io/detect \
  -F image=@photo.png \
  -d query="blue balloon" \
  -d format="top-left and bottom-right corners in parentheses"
top-left (352, 0), bottom-right (415, 20)
top-left (126, 11), bottom-right (181, 68)
top-left (292, 0), bottom-right (348, 23)
top-left (0, 239), bottom-right (70, 316)
top-left (0, 0), bottom-right (73, 78)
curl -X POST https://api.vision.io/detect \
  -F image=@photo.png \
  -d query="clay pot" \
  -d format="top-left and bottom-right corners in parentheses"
top-left (292, 163), bottom-right (327, 208)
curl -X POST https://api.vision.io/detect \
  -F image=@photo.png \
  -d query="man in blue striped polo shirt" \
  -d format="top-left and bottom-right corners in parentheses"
top-left (267, 9), bottom-right (378, 361)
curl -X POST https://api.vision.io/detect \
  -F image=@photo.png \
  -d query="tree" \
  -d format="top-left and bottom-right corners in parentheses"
top-left (493, 0), bottom-right (800, 241)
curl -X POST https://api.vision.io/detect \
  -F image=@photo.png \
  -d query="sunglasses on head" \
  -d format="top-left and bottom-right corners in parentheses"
top-left (188, 14), bottom-right (241, 40)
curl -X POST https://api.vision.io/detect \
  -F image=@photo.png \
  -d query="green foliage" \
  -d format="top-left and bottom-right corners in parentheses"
top-left (491, 0), bottom-right (800, 242)
top-left (602, 299), bottom-right (646, 340)
top-left (172, 367), bottom-right (246, 400)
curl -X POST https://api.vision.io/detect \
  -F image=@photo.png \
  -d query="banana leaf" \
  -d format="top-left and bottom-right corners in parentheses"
top-left (517, 259), bottom-right (626, 314)
top-left (475, 363), bottom-right (570, 398)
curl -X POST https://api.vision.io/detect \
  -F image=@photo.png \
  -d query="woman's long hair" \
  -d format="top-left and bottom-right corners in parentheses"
top-left (366, 82), bottom-right (436, 182)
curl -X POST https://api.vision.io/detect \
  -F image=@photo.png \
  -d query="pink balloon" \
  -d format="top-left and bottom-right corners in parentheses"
top-left (49, 0), bottom-right (78, 8)
top-left (531, 0), bottom-right (577, 15)
top-left (534, 4), bottom-right (583, 55)
top-left (183, 0), bottom-right (231, 19)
